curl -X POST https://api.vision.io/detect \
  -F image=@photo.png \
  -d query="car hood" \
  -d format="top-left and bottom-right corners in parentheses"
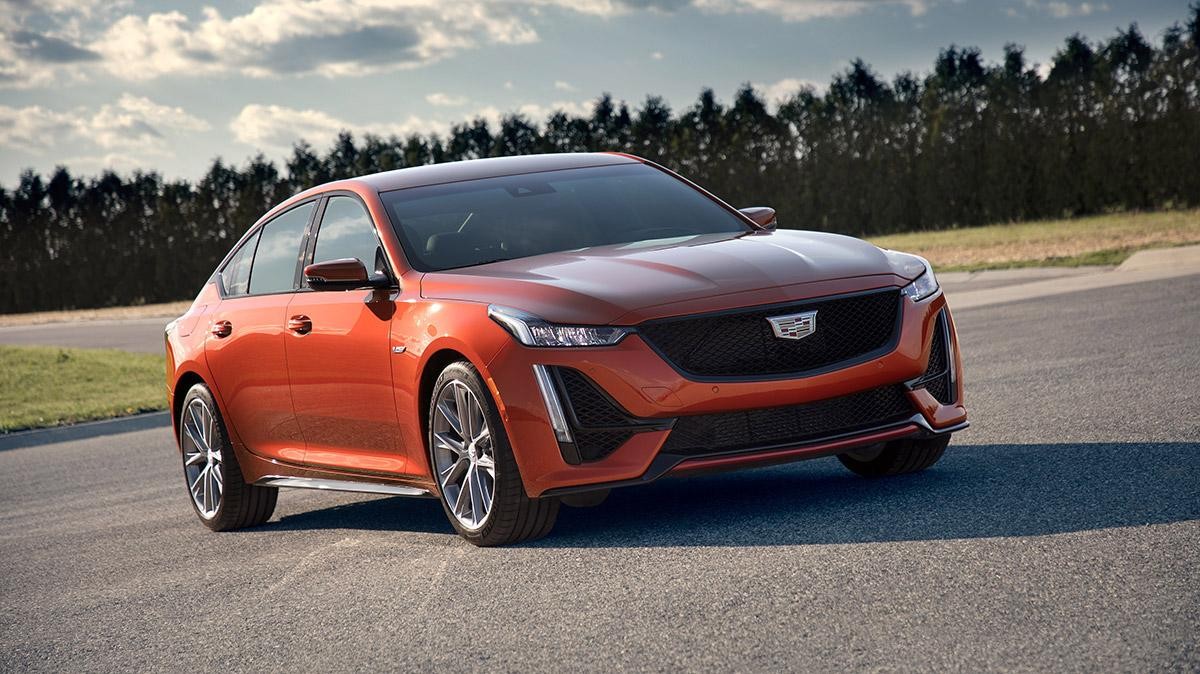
top-left (419, 230), bottom-right (916, 325)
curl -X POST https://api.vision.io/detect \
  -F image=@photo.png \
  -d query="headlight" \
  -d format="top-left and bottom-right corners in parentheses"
top-left (885, 250), bottom-right (939, 302)
top-left (488, 305), bottom-right (632, 347)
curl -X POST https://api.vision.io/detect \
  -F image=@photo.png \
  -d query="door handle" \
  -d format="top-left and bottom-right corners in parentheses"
top-left (287, 315), bottom-right (313, 335)
top-left (210, 320), bottom-right (232, 338)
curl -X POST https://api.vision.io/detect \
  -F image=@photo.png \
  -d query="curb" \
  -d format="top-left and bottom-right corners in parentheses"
top-left (0, 411), bottom-right (171, 451)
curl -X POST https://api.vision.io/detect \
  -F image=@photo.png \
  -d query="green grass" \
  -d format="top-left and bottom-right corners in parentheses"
top-left (868, 209), bottom-right (1200, 271)
top-left (0, 345), bottom-right (166, 433)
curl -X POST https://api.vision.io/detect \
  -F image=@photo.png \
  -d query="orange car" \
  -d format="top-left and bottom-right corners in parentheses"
top-left (166, 152), bottom-right (967, 545)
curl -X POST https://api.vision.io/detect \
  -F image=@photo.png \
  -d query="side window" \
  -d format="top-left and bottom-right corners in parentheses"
top-left (220, 230), bottom-right (259, 297)
top-left (248, 202), bottom-right (314, 295)
top-left (313, 196), bottom-right (387, 274)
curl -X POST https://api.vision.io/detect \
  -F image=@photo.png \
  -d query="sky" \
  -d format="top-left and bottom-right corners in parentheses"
top-left (0, 0), bottom-right (1190, 185)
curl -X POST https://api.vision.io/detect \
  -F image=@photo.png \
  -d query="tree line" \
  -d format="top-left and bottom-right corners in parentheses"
top-left (2, 7), bottom-right (1198, 314)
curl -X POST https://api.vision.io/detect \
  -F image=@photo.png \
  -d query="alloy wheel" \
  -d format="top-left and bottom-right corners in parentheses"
top-left (431, 380), bottom-right (496, 530)
top-left (182, 398), bottom-right (223, 519)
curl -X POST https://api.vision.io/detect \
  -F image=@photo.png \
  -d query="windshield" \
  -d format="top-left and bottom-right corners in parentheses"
top-left (380, 163), bottom-right (752, 272)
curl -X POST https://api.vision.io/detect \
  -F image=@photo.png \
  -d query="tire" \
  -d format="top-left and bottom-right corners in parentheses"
top-left (837, 434), bottom-right (950, 478)
top-left (428, 361), bottom-right (559, 546)
top-left (179, 383), bottom-right (277, 531)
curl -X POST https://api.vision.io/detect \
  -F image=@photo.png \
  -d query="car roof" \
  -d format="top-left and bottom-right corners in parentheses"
top-left (354, 152), bottom-right (643, 193)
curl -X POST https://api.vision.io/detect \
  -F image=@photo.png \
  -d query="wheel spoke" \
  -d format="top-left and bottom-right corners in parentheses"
top-left (187, 406), bottom-right (207, 450)
top-left (438, 457), bottom-right (468, 487)
top-left (184, 450), bottom-right (205, 466)
top-left (211, 462), bottom-right (223, 488)
top-left (201, 465), bottom-right (211, 513)
top-left (476, 453), bottom-right (495, 478)
top-left (454, 384), bottom-right (474, 439)
top-left (452, 481), bottom-right (471, 520)
top-left (477, 468), bottom-right (492, 510)
top-left (190, 464), bottom-right (208, 498)
top-left (436, 400), bottom-right (463, 437)
top-left (467, 466), bottom-right (483, 525)
top-left (433, 431), bottom-right (464, 456)
top-left (183, 418), bottom-right (206, 453)
top-left (472, 425), bottom-right (489, 446)
top-left (204, 408), bottom-right (215, 450)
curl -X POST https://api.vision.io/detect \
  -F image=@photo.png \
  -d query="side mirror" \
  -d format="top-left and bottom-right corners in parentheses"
top-left (739, 206), bottom-right (777, 230)
top-left (304, 258), bottom-right (390, 291)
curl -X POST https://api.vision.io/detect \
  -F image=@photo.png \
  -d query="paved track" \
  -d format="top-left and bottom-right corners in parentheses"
top-left (2, 275), bottom-right (1198, 671)
top-left (0, 317), bottom-right (169, 353)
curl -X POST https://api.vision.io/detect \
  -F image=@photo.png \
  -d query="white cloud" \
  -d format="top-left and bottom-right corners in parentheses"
top-left (1021, 0), bottom-right (1109, 18)
top-left (0, 94), bottom-right (209, 157)
top-left (650, 51), bottom-right (664, 60)
top-left (231, 98), bottom-right (598, 153)
top-left (554, 80), bottom-right (577, 91)
top-left (88, 1), bottom-right (539, 81)
top-left (425, 92), bottom-right (469, 106)
top-left (230, 104), bottom-right (448, 150)
top-left (89, 94), bottom-right (210, 154)
top-left (753, 77), bottom-right (822, 110)
top-left (0, 104), bottom-right (79, 151)
top-left (692, 0), bottom-right (933, 22)
top-left (1, 0), bottom-right (948, 87)
top-left (57, 152), bottom-right (147, 174)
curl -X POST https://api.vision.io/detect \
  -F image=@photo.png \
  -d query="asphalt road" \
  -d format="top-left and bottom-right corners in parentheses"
top-left (0, 317), bottom-right (169, 353)
top-left (2, 275), bottom-right (1198, 671)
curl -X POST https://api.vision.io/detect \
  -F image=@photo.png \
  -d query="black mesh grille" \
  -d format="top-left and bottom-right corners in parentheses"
top-left (554, 368), bottom-right (637, 461)
top-left (638, 289), bottom-right (901, 379)
top-left (922, 310), bottom-right (955, 405)
top-left (660, 386), bottom-right (914, 457)
top-left (572, 429), bottom-right (634, 462)
top-left (557, 368), bottom-right (629, 428)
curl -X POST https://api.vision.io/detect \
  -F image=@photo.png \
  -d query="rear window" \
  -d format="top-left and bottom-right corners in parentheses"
top-left (381, 163), bottom-right (750, 272)
top-left (220, 231), bottom-right (258, 296)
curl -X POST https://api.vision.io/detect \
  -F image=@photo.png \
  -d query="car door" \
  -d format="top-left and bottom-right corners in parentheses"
top-left (205, 201), bottom-right (316, 465)
top-left (284, 194), bottom-right (410, 474)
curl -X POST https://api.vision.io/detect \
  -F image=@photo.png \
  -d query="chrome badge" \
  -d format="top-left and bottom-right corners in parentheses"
top-left (767, 310), bottom-right (817, 341)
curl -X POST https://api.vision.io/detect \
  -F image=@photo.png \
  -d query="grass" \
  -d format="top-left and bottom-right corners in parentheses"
top-left (868, 209), bottom-right (1200, 272)
top-left (0, 345), bottom-right (166, 433)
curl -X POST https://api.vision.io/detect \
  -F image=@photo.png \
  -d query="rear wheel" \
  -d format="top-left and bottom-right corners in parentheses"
top-left (837, 434), bottom-right (950, 477)
top-left (428, 361), bottom-right (559, 546)
top-left (179, 383), bottom-right (277, 531)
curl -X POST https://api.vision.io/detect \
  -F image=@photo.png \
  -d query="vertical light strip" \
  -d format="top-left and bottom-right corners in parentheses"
top-left (532, 364), bottom-right (573, 443)
top-left (941, 309), bottom-right (957, 399)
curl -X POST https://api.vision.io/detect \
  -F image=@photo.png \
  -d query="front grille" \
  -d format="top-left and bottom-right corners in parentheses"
top-left (922, 310), bottom-right (955, 404)
top-left (637, 288), bottom-right (901, 379)
top-left (660, 386), bottom-right (914, 457)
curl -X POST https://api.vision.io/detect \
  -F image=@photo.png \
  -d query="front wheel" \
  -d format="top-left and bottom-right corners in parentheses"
top-left (837, 434), bottom-right (950, 477)
top-left (428, 361), bottom-right (559, 546)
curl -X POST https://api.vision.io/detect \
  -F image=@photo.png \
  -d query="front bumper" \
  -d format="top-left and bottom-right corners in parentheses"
top-left (484, 283), bottom-right (967, 497)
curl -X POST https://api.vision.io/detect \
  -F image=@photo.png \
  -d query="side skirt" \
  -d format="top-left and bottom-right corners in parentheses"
top-left (254, 476), bottom-right (434, 498)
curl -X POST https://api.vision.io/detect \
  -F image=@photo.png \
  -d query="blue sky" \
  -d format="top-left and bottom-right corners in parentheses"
top-left (0, 0), bottom-right (1190, 184)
